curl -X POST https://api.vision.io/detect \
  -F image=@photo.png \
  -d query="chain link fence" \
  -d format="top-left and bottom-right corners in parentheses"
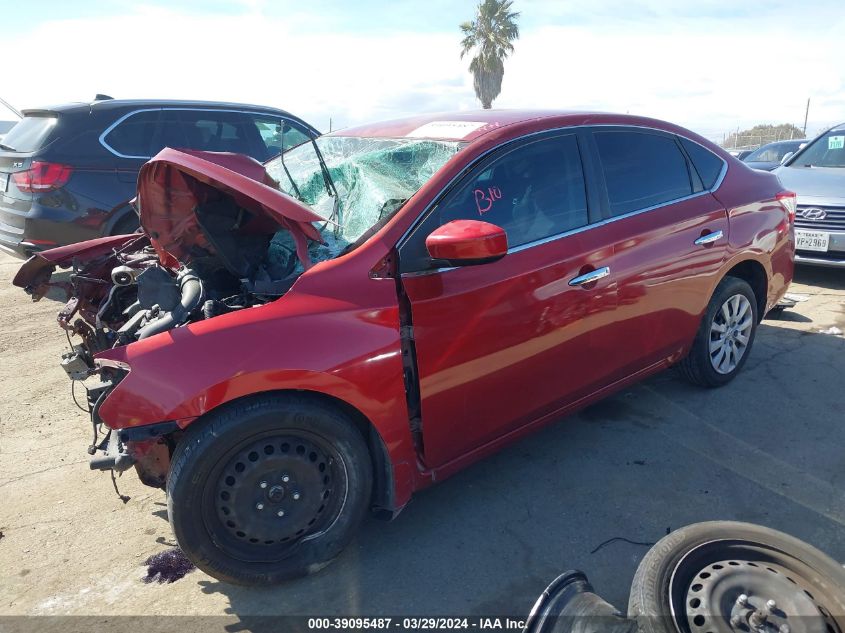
top-left (724, 130), bottom-right (804, 150)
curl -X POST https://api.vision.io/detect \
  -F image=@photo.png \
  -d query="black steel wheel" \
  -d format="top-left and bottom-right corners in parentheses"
top-left (167, 393), bottom-right (372, 585)
top-left (629, 522), bottom-right (845, 633)
top-left (205, 430), bottom-right (343, 561)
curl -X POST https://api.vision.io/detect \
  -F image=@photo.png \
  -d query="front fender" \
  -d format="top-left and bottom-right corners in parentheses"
top-left (95, 284), bottom-right (418, 508)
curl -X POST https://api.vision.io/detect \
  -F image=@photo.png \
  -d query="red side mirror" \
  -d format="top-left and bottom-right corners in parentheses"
top-left (425, 220), bottom-right (508, 265)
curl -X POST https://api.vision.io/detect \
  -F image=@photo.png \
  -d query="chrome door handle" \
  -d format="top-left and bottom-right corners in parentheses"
top-left (694, 230), bottom-right (723, 246)
top-left (569, 266), bottom-right (610, 287)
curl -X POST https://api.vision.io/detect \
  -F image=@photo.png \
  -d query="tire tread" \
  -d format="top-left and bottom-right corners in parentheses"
top-left (167, 392), bottom-right (371, 585)
top-left (678, 276), bottom-right (758, 388)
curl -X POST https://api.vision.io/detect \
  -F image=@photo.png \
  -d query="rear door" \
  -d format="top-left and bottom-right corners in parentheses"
top-left (101, 109), bottom-right (162, 183)
top-left (586, 127), bottom-right (729, 381)
top-left (398, 131), bottom-right (619, 468)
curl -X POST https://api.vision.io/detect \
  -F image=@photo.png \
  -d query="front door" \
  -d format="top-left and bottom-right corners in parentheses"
top-left (398, 132), bottom-right (618, 468)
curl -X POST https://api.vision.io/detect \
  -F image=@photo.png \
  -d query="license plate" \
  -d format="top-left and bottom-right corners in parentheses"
top-left (795, 229), bottom-right (829, 252)
top-left (0, 173), bottom-right (8, 194)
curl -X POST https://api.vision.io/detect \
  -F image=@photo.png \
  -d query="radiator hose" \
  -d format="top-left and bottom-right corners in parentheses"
top-left (137, 268), bottom-right (204, 340)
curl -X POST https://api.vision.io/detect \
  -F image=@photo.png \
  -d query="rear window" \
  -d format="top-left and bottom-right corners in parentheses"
top-left (103, 110), bottom-right (160, 158)
top-left (679, 138), bottom-right (724, 188)
top-left (1, 115), bottom-right (58, 152)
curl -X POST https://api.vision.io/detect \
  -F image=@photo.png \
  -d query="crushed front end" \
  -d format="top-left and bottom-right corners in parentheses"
top-left (12, 148), bottom-right (328, 489)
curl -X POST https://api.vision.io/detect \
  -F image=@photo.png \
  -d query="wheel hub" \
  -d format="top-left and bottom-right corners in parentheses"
top-left (684, 560), bottom-right (833, 633)
top-left (267, 484), bottom-right (285, 502)
top-left (213, 435), bottom-right (334, 547)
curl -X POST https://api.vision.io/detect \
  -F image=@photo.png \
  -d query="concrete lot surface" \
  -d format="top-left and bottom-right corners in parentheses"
top-left (1, 250), bottom-right (844, 621)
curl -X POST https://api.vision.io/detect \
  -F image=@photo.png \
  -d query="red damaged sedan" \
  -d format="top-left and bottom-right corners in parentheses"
top-left (13, 111), bottom-right (794, 584)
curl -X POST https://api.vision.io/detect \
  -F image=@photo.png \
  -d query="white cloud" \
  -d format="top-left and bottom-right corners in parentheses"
top-left (3, 6), bottom-right (475, 131)
top-left (497, 20), bottom-right (845, 140)
top-left (4, 3), bottom-right (844, 141)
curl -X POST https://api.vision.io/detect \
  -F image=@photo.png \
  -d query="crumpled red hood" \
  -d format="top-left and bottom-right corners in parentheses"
top-left (137, 148), bottom-right (325, 268)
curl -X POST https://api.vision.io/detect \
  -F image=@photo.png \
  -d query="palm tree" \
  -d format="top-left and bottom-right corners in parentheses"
top-left (460, 0), bottom-right (520, 109)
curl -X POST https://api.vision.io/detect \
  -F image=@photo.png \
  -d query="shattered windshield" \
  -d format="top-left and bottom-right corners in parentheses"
top-left (265, 136), bottom-right (465, 259)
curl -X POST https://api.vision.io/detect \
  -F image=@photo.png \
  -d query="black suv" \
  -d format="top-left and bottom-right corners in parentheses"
top-left (0, 97), bottom-right (319, 258)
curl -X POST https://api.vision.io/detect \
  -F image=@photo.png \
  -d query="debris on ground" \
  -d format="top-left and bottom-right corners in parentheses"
top-left (784, 293), bottom-right (810, 303)
top-left (142, 548), bottom-right (196, 584)
top-left (590, 536), bottom-right (656, 554)
top-left (819, 326), bottom-right (843, 336)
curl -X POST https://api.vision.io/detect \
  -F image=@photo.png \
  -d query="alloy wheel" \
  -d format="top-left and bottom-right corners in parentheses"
top-left (709, 294), bottom-right (753, 375)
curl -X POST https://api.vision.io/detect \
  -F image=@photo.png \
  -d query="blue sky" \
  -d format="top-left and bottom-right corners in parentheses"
top-left (3, 0), bottom-right (844, 141)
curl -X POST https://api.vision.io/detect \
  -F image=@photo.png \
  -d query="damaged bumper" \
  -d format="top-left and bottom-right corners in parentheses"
top-left (75, 360), bottom-right (179, 488)
top-left (89, 429), bottom-right (135, 473)
top-left (88, 421), bottom-right (181, 488)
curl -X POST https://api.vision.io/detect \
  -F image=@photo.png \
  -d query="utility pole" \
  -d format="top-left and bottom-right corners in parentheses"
top-left (803, 98), bottom-right (810, 136)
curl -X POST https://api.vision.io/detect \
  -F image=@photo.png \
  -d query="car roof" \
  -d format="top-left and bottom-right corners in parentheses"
top-left (328, 109), bottom-right (715, 146)
top-left (19, 98), bottom-right (319, 134)
top-left (327, 110), bottom-right (598, 142)
top-left (21, 99), bottom-right (302, 117)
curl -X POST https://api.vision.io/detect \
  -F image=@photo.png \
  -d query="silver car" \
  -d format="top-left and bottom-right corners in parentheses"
top-left (773, 123), bottom-right (845, 267)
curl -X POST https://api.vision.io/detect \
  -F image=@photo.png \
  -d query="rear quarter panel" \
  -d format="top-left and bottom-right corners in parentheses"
top-left (713, 162), bottom-right (794, 311)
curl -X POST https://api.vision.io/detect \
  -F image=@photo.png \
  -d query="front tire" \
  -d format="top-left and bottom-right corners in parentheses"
top-left (678, 276), bottom-right (758, 388)
top-left (167, 393), bottom-right (372, 585)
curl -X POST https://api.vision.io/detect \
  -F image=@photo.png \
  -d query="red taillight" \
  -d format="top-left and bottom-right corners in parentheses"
top-left (12, 161), bottom-right (73, 193)
top-left (776, 191), bottom-right (796, 224)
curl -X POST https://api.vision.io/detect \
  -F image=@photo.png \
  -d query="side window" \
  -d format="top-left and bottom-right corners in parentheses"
top-left (594, 130), bottom-right (693, 216)
top-left (679, 137), bottom-right (724, 189)
top-left (249, 115), bottom-right (312, 160)
top-left (400, 134), bottom-right (588, 272)
top-left (103, 110), bottom-right (160, 157)
top-left (150, 110), bottom-right (189, 156)
top-left (176, 110), bottom-right (256, 157)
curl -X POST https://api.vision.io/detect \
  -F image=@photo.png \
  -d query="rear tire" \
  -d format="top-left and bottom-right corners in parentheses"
top-left (110, 212), bottom-right (139, 236)
top-left (678, 276), bottom-right (758, 388)
top-left (167, 393), bottom-right (372, 586)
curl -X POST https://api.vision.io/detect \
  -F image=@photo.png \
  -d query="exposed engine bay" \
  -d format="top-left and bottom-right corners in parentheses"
top-left (12, 149), bottom-right (332, 486)
top-left (49, 226), bottom-right (301, 357)
top-left (16, 151), bottom-right (330, 359)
